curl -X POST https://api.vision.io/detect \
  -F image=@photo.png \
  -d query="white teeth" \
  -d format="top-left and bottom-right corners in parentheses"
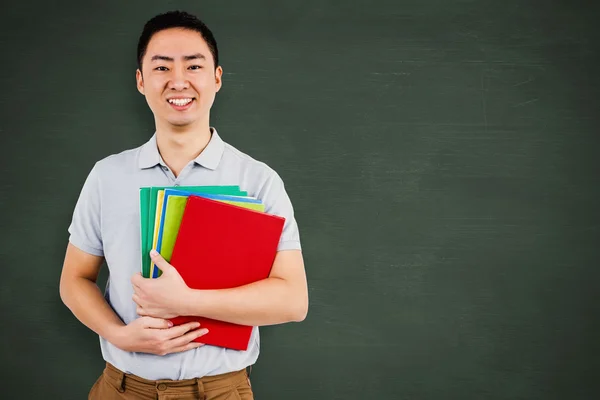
top-left (168, 98), bottom-right (192, 106)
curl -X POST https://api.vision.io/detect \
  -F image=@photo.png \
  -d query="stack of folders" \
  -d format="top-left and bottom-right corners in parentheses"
top-left (139, 186), bottom-right (285, 351)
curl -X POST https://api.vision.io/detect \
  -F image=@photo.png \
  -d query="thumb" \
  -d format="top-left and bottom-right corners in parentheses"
top-left (150, 249), bottom-right (173, 272)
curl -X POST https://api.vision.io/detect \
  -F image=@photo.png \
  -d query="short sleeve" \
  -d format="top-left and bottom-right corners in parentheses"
top-left (67, 163), bottom-right (104, 256)
top-left (258, 170), bottom-right (301, 251)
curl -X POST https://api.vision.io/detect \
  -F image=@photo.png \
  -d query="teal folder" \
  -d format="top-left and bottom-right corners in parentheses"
top-left (139, 185), bottom-right (245, 278)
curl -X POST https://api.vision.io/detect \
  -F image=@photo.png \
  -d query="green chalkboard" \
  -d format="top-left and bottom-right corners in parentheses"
top-left (1, 1), bottom-right (599, 399)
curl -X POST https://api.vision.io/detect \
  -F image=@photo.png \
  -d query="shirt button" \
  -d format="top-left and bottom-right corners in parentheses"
top-left (161, 166), bottom-right (168, 171)
top-left (157, 383), bottom-right (167, 391)
top-left (174, 183), bottom-right (180, 186)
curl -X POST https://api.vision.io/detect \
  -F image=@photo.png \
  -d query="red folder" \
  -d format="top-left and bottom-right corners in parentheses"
top-left (168, 194), bottom-right (285, 351)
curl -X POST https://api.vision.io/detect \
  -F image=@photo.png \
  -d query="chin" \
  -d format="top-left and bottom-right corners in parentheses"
top-left (168, 119), bottom-right (195, 127)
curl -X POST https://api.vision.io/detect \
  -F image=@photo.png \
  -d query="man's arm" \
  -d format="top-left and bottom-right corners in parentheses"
top-left (135, 249), bottom-right (308, 326)
top-left (59, 243), bottom-right (126, 342)
top-left (184, 249), bottom-right (308, 326)
top-left (63, 163), bottom-right (208, 354)
top-left (132, 169), bottom-right (308, 326)
top-left (60, 243), bottom-right (208, 355)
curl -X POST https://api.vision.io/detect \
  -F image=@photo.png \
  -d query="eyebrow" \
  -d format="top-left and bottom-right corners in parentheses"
top-left (150, 53), bottom-right (206, 62)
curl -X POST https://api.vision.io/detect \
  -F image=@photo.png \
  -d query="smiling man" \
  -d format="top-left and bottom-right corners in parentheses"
top-left (59, 10), bottom-right (308, 400)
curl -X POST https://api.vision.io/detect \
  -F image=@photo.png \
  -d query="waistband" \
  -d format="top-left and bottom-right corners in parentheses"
top-left (103, 361), bottom-right (248, 395)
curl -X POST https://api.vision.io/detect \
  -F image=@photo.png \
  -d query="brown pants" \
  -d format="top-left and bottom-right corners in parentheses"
top-left (88, 362), bottom-right (254, 399)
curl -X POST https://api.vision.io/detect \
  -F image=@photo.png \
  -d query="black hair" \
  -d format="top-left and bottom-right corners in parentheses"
top-left (137, 10), bottom-right (219, 71)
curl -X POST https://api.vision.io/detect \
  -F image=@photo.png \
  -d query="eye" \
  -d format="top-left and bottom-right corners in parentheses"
top-left (154, 66), bottom-right (168, 71)
top-left (189, 65), bottom-right (202, 70)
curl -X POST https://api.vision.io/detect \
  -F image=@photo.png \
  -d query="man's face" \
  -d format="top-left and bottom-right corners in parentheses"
top-left (136, 28), bottom-right (222, 129)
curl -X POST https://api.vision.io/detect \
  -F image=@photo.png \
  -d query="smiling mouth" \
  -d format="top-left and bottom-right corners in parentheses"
top-left (167, 98), bottom-right (194, 107)
top-left (166, 98), bottom-right (195, 112)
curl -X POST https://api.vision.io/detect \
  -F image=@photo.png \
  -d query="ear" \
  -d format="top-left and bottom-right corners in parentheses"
top-left (136, 69), bottom-right (145, 95)
top-left (215, 66), bottom-right (223, 93)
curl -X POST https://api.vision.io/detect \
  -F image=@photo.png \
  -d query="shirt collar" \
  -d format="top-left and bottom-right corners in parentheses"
top-left (138, 127), bottom-right (225, 171)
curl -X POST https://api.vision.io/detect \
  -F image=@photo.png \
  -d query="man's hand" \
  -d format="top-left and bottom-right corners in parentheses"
top-left (112, 316), bottom-right (208, 355)
top-left (131, 250), bottom-right (191, 319)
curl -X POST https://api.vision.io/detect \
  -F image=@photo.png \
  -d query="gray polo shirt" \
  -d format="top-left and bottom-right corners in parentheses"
top-left (67, 127), bottom-right (301, 380)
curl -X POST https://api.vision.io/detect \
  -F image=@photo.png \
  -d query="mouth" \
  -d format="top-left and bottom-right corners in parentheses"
top-left (167, 97), bottom-right (195, 111)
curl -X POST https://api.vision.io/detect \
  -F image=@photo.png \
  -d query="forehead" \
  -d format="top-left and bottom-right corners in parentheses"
top-left (145, 28), bottom-right (210, 57)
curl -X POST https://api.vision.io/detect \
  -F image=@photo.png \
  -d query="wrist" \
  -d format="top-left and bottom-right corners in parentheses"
top-left (105, 323), bottom-right (126, 348)
top-left (181, 287), bottom-right (202, 316)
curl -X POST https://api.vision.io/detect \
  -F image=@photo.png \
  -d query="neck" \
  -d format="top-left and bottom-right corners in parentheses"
top-left (154, 116), bottom-right (212, 177)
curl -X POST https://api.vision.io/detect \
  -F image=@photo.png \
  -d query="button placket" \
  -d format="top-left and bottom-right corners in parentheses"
top-left (159, 164), bottom-right (177, 184)
top-left (174, 162), bottom-right (195, 186)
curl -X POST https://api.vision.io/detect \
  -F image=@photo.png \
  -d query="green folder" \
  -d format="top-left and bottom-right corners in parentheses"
top-left (139, 188), bottom-right (151, 276)
top-left (140, 185), bottom-right (245, 277)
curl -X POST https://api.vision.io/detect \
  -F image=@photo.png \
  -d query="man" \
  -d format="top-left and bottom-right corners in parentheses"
top-left (59, 10), bottom-right (308, 400)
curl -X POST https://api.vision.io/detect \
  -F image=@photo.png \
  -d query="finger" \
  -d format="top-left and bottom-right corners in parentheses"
top-left (162, 321), bottom-right (203, 340)
top-left (142, 316), bottom-right (173, 329)
top-left (136, 306), bottom-right (149, 316)
top-left (169, 327), bottom-right (209, 349)
top-left (131, 272), bottom-right (144, 286)
top-left (132, 293), bottom-right (142, 306)
top-left (168, 341), bottom-right (205, 355)
top-left (131, 280), bottom-right (145, 294)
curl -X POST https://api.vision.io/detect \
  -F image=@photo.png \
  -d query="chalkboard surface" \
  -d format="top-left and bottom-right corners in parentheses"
top-left (1, 1), bottom-right (599, 399)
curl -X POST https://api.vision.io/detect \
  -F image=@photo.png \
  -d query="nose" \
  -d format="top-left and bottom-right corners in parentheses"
top-left (168, 67), bottom-right (189, 91)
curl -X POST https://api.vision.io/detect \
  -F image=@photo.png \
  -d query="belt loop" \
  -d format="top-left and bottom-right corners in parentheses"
top-left (115, 370), bottom-right (125, 393)
top-left (246, 365), bottom-right (253, 388)
top-left (196, 378), bottom-right (206, 400)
